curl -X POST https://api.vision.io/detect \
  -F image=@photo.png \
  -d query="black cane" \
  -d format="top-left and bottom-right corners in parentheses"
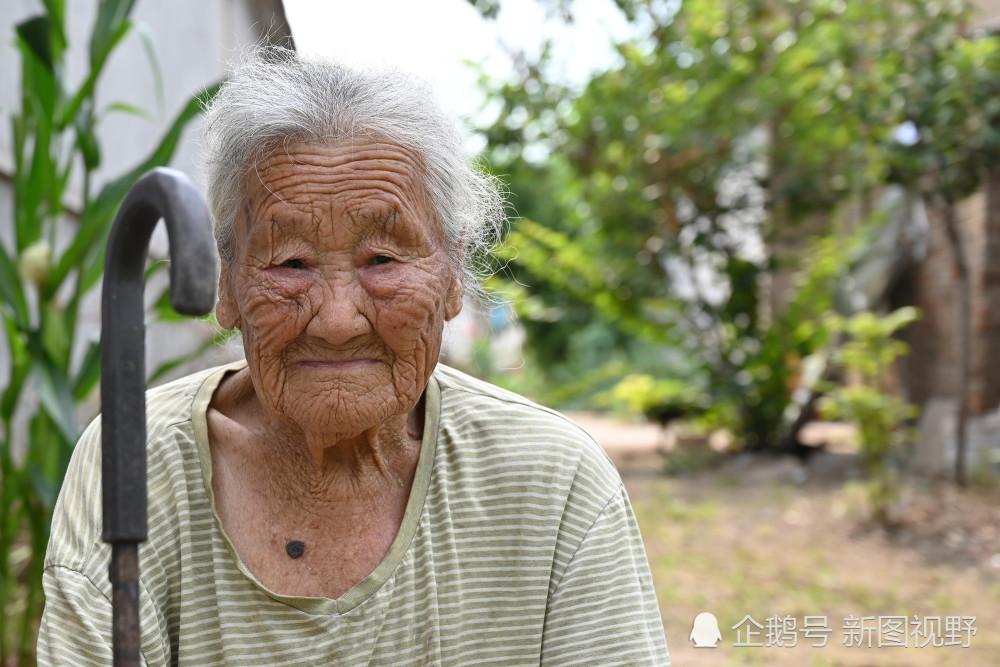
top-left (101, 167), bottom-right (217, 666)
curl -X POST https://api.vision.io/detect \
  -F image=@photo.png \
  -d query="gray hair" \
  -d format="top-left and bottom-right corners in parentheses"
top-left (201, 46), bottom-right (506, 302)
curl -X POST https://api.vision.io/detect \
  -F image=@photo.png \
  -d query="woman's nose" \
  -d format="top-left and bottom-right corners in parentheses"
top-left (304, 277), bottom-right (370, 344)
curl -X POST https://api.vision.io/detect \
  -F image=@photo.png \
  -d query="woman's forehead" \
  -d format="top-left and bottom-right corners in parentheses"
top-left (241, 141), bottom-right (435, 232)
top-left (252, 139), bottom-right (425, 193)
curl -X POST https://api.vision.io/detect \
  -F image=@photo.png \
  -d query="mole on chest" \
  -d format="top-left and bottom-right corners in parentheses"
top-left (285, 540), bottom-right (306, 558)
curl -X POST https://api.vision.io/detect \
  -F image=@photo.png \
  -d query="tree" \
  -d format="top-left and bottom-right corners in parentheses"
top-left (881, 7), bottom-right (1000, 485)
top-left (472, 0), bottom-right (1000, 450)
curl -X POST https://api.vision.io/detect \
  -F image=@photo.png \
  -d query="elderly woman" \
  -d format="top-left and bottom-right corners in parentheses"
top-left (38, 48), bottom-right (669, 665)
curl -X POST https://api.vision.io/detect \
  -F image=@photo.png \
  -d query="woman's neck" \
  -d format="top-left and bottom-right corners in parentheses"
top-left (211, 367), bottom-right (424, 511)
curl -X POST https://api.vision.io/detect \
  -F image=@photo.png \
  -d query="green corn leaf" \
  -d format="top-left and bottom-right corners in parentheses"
top-left (62, 275), bottom-right (86, 350)
top-left (145, 258), bottom-right (169, 281)
top-left (41, 0), bottom-right (65, 24)
top-left (41, 302), bottom-right (72, 369)
top-left (80, 238), bottom-right (110, 295)
top-left (89, 0), bottom-right (136, 68)
top-left (15, 17), bottom-right (60, 252)
top-left (58, 0), bottom-right (139, 128)
top-left (0, 243), bottom-right (29, 328)
top-left (40, 0), bottom-right (67, 64)
top-left (103, 101), bottom-right (156, 122)
top-left (25, 409), bottom-right (62, 496)
top-left (152, 284), bottom-right (187, 322)
top-left (101, 79), bottom-right (225, 199)
top-left (0, 316), bottom-right (30, 425)
top-left (55, 149), bottom-right (75, 217)
top-left (73, 103), bottom-right (101, 171)
top-left (0, 449), bottom-right (26, 545)
top-left (148, 326), bottom-right (235, 385)
top-left (44, 203), bottom-right (110, 299)
top-left (27, 334), bottom-right (77, 445)
top-left (60, 18), bottom-right (132, 130)
top-left (31, 367), bottom-right (77, 447)
top-left (133, 21), bottom-right (165, 117)
top-left (28, 464), bottom-right (58, 512)
top-left (71, 339), bottom-right (102, 401)
top-left (11, 107), bottom-right (27, 178)
top-left (146, 354), bottom-right (191, 386)
top-left (15, 16), bottom-right (54, 69)
top-left (48, 79), bottom-right (225, 297)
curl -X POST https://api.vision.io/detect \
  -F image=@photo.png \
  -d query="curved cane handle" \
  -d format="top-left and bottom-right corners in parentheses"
top-left (100, 167), bottom-right (217, 665)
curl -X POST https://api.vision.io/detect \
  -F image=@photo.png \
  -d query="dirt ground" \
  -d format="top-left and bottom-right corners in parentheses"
top-left (570, 413), bottom-right (1000, 667)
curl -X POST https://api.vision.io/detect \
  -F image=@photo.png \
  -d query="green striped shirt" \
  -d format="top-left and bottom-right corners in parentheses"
top-left (39, 362), bottom-right (670, 665)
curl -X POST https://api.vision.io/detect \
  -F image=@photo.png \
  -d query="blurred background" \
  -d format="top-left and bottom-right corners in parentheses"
top-left (2, 0), bottom-right (1000, 664)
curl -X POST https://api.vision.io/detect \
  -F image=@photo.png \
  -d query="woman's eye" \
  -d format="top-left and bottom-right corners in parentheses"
top-left (281, 259), bottom-right (306, 269)
top-left (370, 255), bottom-right (393, 266)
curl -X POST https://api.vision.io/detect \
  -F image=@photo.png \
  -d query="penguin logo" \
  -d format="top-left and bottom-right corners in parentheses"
top-left (690, 612), bottom-right (722, 648)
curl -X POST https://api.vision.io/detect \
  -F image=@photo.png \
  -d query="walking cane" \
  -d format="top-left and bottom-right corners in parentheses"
top-left (100, 167), bottom-right (217, 666)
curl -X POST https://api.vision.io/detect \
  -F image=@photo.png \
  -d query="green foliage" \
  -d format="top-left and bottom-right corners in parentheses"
top-left (707, 234), bottom-right (850, 449)
top-left (1, 3), bottom-right (220, 662)
top-left (473, 0), bottom-right (1000, 448)
top-left (820, 307), bottom-right (920, 523)
top-left (602, 373), bottom-right (707, 417)
top-left (884, 5), bottom-right (1000, 197)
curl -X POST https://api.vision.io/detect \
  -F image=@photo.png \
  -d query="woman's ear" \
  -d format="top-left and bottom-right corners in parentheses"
top-left (445, 273), bottom-right (464, 321)
top-left (215, 263), bottom-right (240, 330)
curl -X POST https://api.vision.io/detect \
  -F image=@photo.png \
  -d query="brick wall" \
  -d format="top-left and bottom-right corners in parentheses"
top-left (975, 168), bottom-right (1000, 412)
top-left (903, 169), bottom-right (1000, 415)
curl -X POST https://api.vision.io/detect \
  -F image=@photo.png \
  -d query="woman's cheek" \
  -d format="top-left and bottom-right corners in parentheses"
top-left (241, 280), bottom-right (312, 338)
top-left (359, 264), bottom-right (407, 300)
top-left (261, 266), bottom-right (314, 298)
top-left (373, 278), bottom-right (447, 345)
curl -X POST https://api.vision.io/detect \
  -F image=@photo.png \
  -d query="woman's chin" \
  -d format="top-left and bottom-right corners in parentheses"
top-left (276, 391), bottom-right (399, 437)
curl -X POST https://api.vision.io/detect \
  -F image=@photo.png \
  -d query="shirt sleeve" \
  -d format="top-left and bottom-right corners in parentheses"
top-left (540, 484), bottom-right (671, 666)
top-left (36, 413), bottom-right (169, 667)
top-left (37, 565), bottom-right (121, 667)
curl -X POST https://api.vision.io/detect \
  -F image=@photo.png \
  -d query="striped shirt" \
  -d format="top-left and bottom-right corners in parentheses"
top-left (38, 362), bottom-right (670, 665)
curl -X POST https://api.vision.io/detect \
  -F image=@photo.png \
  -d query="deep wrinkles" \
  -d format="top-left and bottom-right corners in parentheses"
top-left (221, 140), bottom-right (458, 467)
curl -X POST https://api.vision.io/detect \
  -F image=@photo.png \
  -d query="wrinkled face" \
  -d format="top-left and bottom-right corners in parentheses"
top-left (216, 140), bottom-right (463, 435)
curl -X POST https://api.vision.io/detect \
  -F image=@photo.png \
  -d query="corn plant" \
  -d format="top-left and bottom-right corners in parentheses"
top-left (0, 1), bottom-right (221, 662)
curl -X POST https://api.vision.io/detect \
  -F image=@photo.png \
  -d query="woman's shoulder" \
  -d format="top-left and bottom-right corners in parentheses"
top-left (433, 364), bottom-right (601, 439)
top-left (430, 363), bottom-right (623, 499)
top-left (46, 362), bottom-right (243, 573)
top-left (65, 361), bottom-right (244, 461)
